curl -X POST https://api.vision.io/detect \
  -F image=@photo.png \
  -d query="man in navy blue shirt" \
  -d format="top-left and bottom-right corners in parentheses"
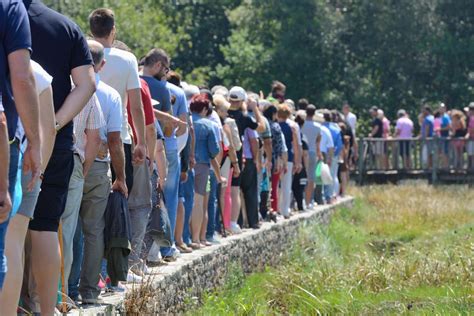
top-left (22, 1), bottom-right (95, 313)
top-left (0, 0), bottom-right (41, 292)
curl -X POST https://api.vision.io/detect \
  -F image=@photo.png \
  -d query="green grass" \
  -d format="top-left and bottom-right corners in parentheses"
top-left (192, 184), bottom-right (474, 315)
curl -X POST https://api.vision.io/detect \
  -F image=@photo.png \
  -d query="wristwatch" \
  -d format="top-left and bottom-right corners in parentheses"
top-left (55, 121), bottom-right (62, 133)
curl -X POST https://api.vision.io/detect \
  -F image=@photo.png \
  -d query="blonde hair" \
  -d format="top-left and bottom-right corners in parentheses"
top-left (277, 103), bottom-right (292, 119)
top-left (213, 94), bottom-right (230, 111)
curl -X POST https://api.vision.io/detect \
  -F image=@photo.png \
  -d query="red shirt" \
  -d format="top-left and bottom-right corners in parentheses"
top-left (127, 78), bottom-right (155, 144)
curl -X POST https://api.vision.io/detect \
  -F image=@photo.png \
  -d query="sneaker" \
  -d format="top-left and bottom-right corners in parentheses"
top-left (206, 237), bottom-right (221, 245)
top-left (230, 223), bottom-right (242, 234)
top-left (126, 271), bottom-right (143, 283)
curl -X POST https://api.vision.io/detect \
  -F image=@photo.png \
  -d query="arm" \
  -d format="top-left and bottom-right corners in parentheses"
top-left (128, 88), bottom-right (146, 164)
top-left (316, 134), bottom-right (322, 161)
top-left (8, 49), bottom-right (41, 190)
top-left (223, 125), bottom-right (240, 177)
top-left (155, 140), bottom-right (167, 189)
top-left (146, 123), bottom-right (156, 161)
top-left (370, 125), bottom-right (379, 137)
top-left (108, 131), bottom-right (128, 197)
top-left (0, 113), bottom-right (11, 223)
top-left (176, 113), bottom-right (188, 137)
top-left (248, 99), bottom-right (265, 133)
top-left (249, 136), bottom-right (260, 173)
top-left (303, 149), bottom-right (309, 172)
top-left (189, 117), bottom-right (196, 169)
top-left (292, 127), bottom-right (301, 173)
top-left (38, 86), bottom-right (56, 171)
top-left (327, 147), bottom-right (334, 166)
top-left (263, 138), bottom-right (273, 171)
top-left (83, 128), bottom-right (101, 177)
top-left (55, 65), bottom-right (95, 129)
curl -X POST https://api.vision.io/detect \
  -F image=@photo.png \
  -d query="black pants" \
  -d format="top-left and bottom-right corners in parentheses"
top-left (112, 143), bottom-right (134, 193)
top-left (292, 168), bottom-right (307, 211)
top-left (259, 191), bottom-right (269, 219)
top-left (239, 159), bottom-right (259, 228)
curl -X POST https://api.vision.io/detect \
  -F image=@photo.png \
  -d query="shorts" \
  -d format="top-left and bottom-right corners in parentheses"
top-left (399, 140), bottom-right (411, 157)
top-left (194, 163), bottom-right (210, 196)
top-left (372, 140), bottom-right (384, 155)
top-left (307, 152), bottom-right (317, 181)
top-left (440, 138), bottom-right (450, 154)
top-left (231, 150), bottom-right (243, 187)
top-left (467, 140), bottom-right (474, 155)
top-left (17, 171), bottom-right (42, 219)
top-left (29, 149), bottom-right (74, 232)
top-left (220, 158), bottom-right (231, 188)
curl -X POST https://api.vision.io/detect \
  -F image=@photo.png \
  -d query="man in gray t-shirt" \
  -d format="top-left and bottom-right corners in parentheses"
top-left (301, 105), bottom-right (323, 207)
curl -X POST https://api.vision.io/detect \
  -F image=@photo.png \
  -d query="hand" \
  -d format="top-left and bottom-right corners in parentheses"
top-left (247, 98), bottom-right (258, 112)
top-left (22, 143), bottom-right (42, 192)
top-left (133, 143), bottom-right (146, 165)
top-left (0, 190), bottom-right (12, 224)
top-left (218, 176), bottom-right (227, 186)
top-left (283, 164), bottom-right (288, 174)
top-left (112, 179), bottom-right (128, 198)
top-left (158, 177), bottom-right (166, 191)
top-left (265, 160), bottom-right (272, 174)
top-left (232, 165), bottom-right (241, 178)
top-left (180, 172), bottom-right (188, 182)
top-left (256, 162), bottom-right (262, 174)
top-left (189, 155), bottom-right (196, 169)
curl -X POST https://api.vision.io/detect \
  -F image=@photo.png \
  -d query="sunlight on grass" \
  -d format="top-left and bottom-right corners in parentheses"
top-left (193, 184), bottom-right (474, 315)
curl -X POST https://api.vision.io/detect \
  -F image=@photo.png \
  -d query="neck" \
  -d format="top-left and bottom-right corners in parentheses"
top-left (142, 67), bottom-right (155, 78)
top-left (94, 37), bottom-right (113, 48)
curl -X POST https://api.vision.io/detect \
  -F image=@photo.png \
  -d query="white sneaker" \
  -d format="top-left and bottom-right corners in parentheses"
top-left (230, 223), bottom-right (242, 234)
top-left (126, 271), bottom-right (143, 283)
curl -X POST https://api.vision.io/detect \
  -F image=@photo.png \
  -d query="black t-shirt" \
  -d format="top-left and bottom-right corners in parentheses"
top-left (372, 118), bottom-right (383, 138)
top-left (24, 0), bottom-right (93, 151)
top-left (227, 109), bottom-right (258, 138)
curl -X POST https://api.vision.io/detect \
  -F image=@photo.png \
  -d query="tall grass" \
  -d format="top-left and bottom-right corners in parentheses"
top-left (195, 184), bottom-right (474, 315)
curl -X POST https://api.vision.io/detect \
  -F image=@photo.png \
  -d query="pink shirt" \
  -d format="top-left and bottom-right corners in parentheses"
top-left (468, 115), bottom-right (474, 139)
top-left (434, 117), bottom-right (441, 136)
top-left (396, 117), bottom-right (413, 138)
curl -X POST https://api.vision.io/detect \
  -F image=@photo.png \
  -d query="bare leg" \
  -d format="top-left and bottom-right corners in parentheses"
top-left (200, 193), bottom-right (209, 242)
top-left (191, 194), bottom-right (204, 244)
top-left (0, 215), bottom-right (29, 315)
top-left (305, 180), bottom-right (314, 206)
top-left (30, 230), bottom-right (61, 316)
top-left (175, 201), bottom-right (185, 246)
top-left (230, 186), bottom-right (240, 222)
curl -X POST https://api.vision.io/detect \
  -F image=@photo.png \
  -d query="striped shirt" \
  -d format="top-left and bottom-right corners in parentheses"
top-left (73, 93), bottom-right (105, 162)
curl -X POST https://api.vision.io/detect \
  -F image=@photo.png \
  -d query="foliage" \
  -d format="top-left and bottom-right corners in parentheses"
top-left (43, 0), bottom-right (474, 122)
top-left (194, 184), bottom-right (474, 315)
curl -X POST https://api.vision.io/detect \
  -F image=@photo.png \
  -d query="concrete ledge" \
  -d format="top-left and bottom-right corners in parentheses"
top-left (72, 197), bottom-right (354, 315)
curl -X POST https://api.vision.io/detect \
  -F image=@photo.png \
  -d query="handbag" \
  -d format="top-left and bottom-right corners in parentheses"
top-left (147, 186), bottom-right (172, 247)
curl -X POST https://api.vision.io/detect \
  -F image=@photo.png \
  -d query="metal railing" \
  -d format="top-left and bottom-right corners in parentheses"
top-left (356, 137), bottom-right (474, 184)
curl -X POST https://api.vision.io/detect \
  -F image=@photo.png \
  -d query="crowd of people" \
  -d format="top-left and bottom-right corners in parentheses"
top-left (1, 1), bottom-right (474, 315)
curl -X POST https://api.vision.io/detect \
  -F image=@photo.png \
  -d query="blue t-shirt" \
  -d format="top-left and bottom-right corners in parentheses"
top-left (164, 82), bottom-right (188, 151)
top-left (440, 113), bottom-right (451, 137)
top-left (140, 75), bottom-right (171, 113)
top-left (24, 0), bottom-right (93, 151)
top-left (422, 115), bottom-right (434, 138)
top-left (324, 122), bottom-right (343, 157)
top-left (0, 0), bottom-right (31, 139)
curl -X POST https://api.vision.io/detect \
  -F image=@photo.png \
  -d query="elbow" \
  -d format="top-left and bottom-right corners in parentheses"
top-left (12, 71), bottom-right (36, 92)
top-left (108, 133), bottom-right (122, 149)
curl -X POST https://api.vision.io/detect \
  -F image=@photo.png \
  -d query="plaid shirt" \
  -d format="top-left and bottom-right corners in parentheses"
top-left (73, 93), bottom-right (105, 162)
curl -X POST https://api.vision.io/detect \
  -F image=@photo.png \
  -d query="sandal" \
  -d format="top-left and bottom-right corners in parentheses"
top-left (189, 242), bottom-right (201, 250)
top-left (200, 240), bottom-right (212, 247)
top-left (176, 243), bottom-right (193, 253)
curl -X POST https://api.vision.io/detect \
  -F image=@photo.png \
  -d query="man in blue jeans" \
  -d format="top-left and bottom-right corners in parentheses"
top-left (0, 0), bottom-right (42, 291)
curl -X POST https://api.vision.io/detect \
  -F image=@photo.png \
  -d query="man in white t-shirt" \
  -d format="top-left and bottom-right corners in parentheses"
top-left (89, 8), bottom-right (146, 193)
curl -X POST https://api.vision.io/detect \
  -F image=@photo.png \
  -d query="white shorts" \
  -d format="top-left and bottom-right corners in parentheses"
top-left (220, 158), bottom-right (231, 188)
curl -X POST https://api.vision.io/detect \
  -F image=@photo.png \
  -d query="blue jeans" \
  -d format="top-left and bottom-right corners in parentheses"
top-left (206, 172), bottom-right (218, 240)
top-left (68, 218), bottom-right (83, 300)
top-left (161, 150), bottom-right (180, 257)
top-left (0, 142), bottom-right (19, 289)
top-left (182, 169), bottom-right (194, 245)
top-left (323, 157), bottom-right (339, 202)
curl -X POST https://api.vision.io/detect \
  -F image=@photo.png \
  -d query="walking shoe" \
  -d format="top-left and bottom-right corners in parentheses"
top-left (230, 223), bottom-right (242, 234)
top-left (126, 271), bottom-right (143, 283)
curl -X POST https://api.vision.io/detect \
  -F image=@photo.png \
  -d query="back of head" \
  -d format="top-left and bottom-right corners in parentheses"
top-left (322, 110), bottom-right (332, 122)
top-left (190, 95), bottom-right (210, 114)
top-left (87, 40), bottom-right (104, 66)
top-left (89, 8), bottom-right (115, 38)
top-left (295, 110), bottom-right (306, 126)
top-left (112, 40), bottom-right (132, 52)
top-left (298, 98), bottom-right (309, 110)
top-left (263, 104), bottom-right (277, 121)
top-left (144, 48), bottom-right (169, 67)
top-left (167, 71), bottom-right (181, 87)
top-left (277, 103), bottom-right (292, 120)
top-left (213, 94), bottom-right (230, 112)
top-left (397, 109), bottom-right (406, 118)
top-left (271, 80), bottom-right (286, 94)
top-left (423, 105), bottom-right (432, 114)
top-left (306, 104), bottom-right (316, 117)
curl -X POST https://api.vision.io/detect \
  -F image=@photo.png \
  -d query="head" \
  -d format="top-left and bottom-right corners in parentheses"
top-left (342, 101), bottom-right (350, 115)
top-left (263, 104), bottom-right (278, 122)
top-left (213, 94), bottom-right (230, 119)
top-left (439, 103), bottom-right (447, 114)
top-left (377, 109), bottom-right (384, 120)
top-left (228, 86), bottom-right (247, 110)
top-left (271, 80), bottom-right (286, 101)
top-left (295, 110), bottom-right (306, 127)
top-left (190, 94), bottom-right (210, 117)
top-left (322, 110), bottom-right (332, 123)
top-left (143, 48), bottom-right (170, 80)
top-left (397, 109), bottom-right (407, 119)
top-left (297, 98), bottom-right (309, 111)
top-left (422, 106), bottom-right (432, 117)
top-left (306, 104), bottom-right (316, 118)
top-left (167, 71), bottom-right (181, 87)
top-left (277, 103), bottom-right (291, 121)
top-left (211, 85), bottom-right (229, 98)
top-left (89, 8), bottom-right (116, 42)
top-left (184, 84), bottom-right (200, 102)
top-left (469, 102), bottom-right (474, 115)
top-left (87, 40), bottom-right (105, 73)
top-left (370, 106), bottom-right (378, 118)
top-left (332, 110), bottom-right (342, 123)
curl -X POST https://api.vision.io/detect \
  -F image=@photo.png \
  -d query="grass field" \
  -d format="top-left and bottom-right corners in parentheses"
top-left (194, 184), bottom-right (474, 315)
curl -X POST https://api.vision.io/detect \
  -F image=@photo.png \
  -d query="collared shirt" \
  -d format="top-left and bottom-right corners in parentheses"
top-left (324, 122), bottom-right (343, 156)
top-left (73, 94), bottom-right (105, 162)
top-left (396, 117), bottom-right (413, 138)
top-left (1, 0), bottom-right (32, 138)
top-left (94, 74), bottom-right (123, 162)
top-left (192, 112), bottom-right (220, 165)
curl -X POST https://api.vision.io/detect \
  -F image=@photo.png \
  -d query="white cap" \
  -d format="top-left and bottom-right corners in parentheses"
top-left (314, 113), bottom-right (325, 123)
top-left (184, 84), bottom-right (200, 100)
top-left (229, 86), bottom-right (247, 102)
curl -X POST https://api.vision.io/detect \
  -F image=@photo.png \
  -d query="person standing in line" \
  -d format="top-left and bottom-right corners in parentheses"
top-left (89, 8), bottom-right (146, 192)
top-left (22, 1), bottom-right (96, 312)
top-left (420, 106), bottom-right (435, 168)
top-left (301, 105), bottom-right (322, 209)
top-left (369, 106), bottom-right (384, 170)
top-left (438, 103), bottom-right (451, 168)
top-left (466, 103), bottom-right (474, 170)
top-left (395, 109), bottom-right (414, 169)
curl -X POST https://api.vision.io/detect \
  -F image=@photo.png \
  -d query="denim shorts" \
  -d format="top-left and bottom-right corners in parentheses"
top-left (17, 171), bottom-right (42, 219)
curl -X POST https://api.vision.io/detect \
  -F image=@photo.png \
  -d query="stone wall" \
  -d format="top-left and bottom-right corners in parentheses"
top-left (75, 197), bottom-right (353, 315)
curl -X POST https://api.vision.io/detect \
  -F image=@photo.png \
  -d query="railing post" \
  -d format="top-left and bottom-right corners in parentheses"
top-left (432, 138), bottom-right (438, 185)
top-left (357, 138), bottom-right (365, 185)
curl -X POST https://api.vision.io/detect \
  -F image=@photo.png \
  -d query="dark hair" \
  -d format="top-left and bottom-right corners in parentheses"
top-left (306, 104), bottom-right (316, 117)
top-left (423, 106), bottom-right (432, 113)
top-left (167, 71), bottom-right (181, 87)
top-left (190, 95), bottom-right (210, 114)
top-left (323, 112), bottom-right (332, 122)
top-left (263, 105), bottom-right (277, 121)
top-left (271, 80), bottom-right (286, 93)
top-left (295, 114), bottom-right (305, 127)
top-left (89, 8), bottom-right (115, 38)
top-left (112, 40), bottom-right (131, 52)
top-left (88, 41), bottom-right (104, 66)
top-left (143, 48), bottom-right (169, 67)
top-left (434, 110), bottom-right (441, 118)
top-left (298, 98), bottom-right (309, 110)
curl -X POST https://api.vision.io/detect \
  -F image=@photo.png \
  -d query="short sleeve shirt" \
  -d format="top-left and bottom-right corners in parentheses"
top-left (127, 78), bottom-right (155, 145)
top-left (140, 75), bottom-right (171, 113)
top-left (396, 117), bottom-right (413, 138)
top-left (320, 125), bottom-right (334, 154)
top-left (25, 0), bottom-right (93, 150)
top-left (301, 120), bottom-right (321, 153)
top-left (243, 128), bottom-right (258, 159)
top-left (422, 115), bottom-right (434, 138)
top-left (1, 0), bottom-right (31, 138)
top-left (95, 75), bottom-right (123, 148)
top-left (371, 118), bottom-right (384, 138)
top-left (440, 113), bottom-right (451, 137)
top-left (228, 109), bottom-right (258, 139)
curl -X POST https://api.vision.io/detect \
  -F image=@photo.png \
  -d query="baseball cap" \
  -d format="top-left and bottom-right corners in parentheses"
top-left (397, 109), bottom-right (406, 117)
top-left (370, 106), bottom-right (378, 112)
top-left (229, 86), bottom-right (247, 102)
